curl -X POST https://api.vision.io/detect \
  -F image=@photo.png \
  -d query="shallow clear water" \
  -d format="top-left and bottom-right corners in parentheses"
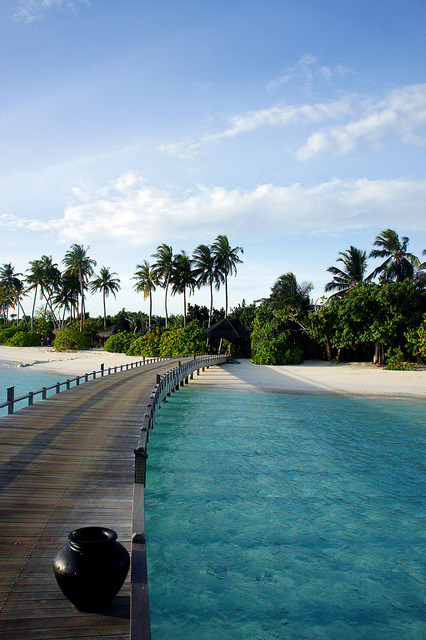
top-left (0, 361), bottom-right (68, 416)
top-left (145, 387), bottom-right (426, 640)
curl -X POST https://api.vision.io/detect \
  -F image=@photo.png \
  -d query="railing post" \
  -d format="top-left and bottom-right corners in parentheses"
top-left (134, 447), bottom-right (148, 486)
top-left (66, 379), bottom-right (70, 389)
top-left (76, 376), bottom-right (80, 386)
top-left (85, 373), bottom-right (89, 382)
top-left (56, 383), bottom-right (60, 394)
top-left (42, 387), bottom-right (47, 400)
top-left (7, 386), bottom-right (14, 415)
top-left (101, 363), bottom-right (104, 377)
top-left (28, 391), bottom-right (34, 406)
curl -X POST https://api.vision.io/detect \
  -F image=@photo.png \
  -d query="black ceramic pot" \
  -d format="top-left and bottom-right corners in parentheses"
top-left (53, 526), bottom-right (130, 611)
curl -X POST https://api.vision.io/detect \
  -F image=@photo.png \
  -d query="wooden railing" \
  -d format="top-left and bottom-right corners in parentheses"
top-left (0, 354), bottom-right (205, 416)
top-left (130, 354), bottom-right (228, 640)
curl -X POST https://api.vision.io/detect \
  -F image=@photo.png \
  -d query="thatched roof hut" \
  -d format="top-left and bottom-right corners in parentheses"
top-left (96, 325), bottom-right (120, 345)
top-left (207, 318), bottom-right (251, 356)
top-left (207, 318), bottom-right (251, 340)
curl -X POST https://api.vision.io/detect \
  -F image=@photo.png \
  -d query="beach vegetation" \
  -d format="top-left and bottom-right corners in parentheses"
top-left (6, 330), bottom-right (40, 347)
top-left (104, 332), bottom-right (135, 354)
top-left (53, 327), bottom-right (91, 351)
top-left (159, 322), bottom-right (206, 356)
top-left (126, 329), bottom-right (162, 357)
top-left (383, 346), bottom-right (414, 371)
top-left (192, 244), bottom-right (221, 327)
top-left (406, 313), bottom-right (426, 363)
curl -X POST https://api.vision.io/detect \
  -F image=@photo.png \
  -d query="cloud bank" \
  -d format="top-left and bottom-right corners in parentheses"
top-left (2, 173), bottom-right (425, 244)
top-left (161, 83), bottom-right (426, 161)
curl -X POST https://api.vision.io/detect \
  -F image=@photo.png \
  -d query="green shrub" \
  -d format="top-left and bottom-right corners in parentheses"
top-left (159, 324), bottom-right (206, 356)
top-left (406, 314), bottom-right (426, 361)
top-left (384, 347), bottom-right (413, 371)
top-left (126, 329), bottom-right (162, 357)
top-left (6, 331), bottom-right (40, 347)
top-left (53, 327), bottom-right (92, 351)
top-left (104, 332), bottom-right (135, 354)
top-left (0, 326), bottom-right (19, 344)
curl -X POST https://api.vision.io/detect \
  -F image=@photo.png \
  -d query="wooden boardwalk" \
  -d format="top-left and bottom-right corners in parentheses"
top-left (0, 358), bottom-right (186, 640)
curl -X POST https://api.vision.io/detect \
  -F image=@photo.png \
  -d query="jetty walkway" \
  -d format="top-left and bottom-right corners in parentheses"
top-left (0, 357), bottom-right (208, 639)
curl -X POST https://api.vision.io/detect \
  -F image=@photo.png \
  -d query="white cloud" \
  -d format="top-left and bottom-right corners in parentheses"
top-left (12, 0), bottom-right (88, 22)
top-left (1, 174), bottom-right (425, 244)
top-left (160, 99), bottom-right (352, 157)
top-left (297, 83), bottom-right (426, 160)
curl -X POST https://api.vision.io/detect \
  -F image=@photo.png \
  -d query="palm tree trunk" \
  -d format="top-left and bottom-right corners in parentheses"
top-left (31, 285), bottom-right (38, 331)
top-left (225, 276), bottom-right (228, 318)
top-left (209, 282), bottom-right (213, 328)
top-left (149, 292), bottom-right (152, 331)
top-left (164, 278), bottom-right (169, 328)
top-left (183, 287), bottom-right (187, 327)
top-left (103, 290), bottom-right (107, 329)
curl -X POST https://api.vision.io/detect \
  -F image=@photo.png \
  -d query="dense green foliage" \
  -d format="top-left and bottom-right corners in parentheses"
top-left (53, 327), bottom-right (91, 351)
top-left (159, 323), bottom-right (207, 356)
top-left (406, 313), bottom-right (426, 361)
top-left (126, 329), bottom-right (162, 357)
top-left (6, 331), bottom-right (40, 347)
top-left (103, 332), bottom-right (135, 354)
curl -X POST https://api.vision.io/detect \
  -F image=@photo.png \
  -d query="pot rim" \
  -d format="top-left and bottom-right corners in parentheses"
top-left (68, 526), bottom-right (118, 550)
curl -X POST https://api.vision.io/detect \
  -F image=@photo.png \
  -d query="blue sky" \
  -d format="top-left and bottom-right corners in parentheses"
top-left (1, 0), bottom-right (425, 316)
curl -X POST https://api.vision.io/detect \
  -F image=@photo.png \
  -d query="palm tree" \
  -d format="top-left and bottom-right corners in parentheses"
top-left (171, 251), bottom-right (195, 327)
top-left (0, 263), bottom-right (29, 328)
top-left (27, 256), bottom-right (62, 329)
top-left (211, 235), bottom-right (244, 317)
top-left (90, 267), bottom-right (121, 329)
top-left (192, 244), bottom-right (221, 327)
top-left (133, 261), bottom-right (158, 331)
top-left (62, 244), bottom-right (97, 330)
top-left (325, 246), bottom-right (369, 296)
top-left (269, 272), bottom-right (312, 316)
top-left (152, 243), bottom-right (173, 328)
top-left (369, 229), bottom-right (420, 282)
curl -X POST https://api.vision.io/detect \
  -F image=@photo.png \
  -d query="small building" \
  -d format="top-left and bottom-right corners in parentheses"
top-left (207, 318), bottom-right (251, 356)
top-left (96, 325), bottom-right (121, 346)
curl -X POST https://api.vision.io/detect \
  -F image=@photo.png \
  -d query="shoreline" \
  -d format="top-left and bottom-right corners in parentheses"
top-left (0, 346), bottom-right (425, 399)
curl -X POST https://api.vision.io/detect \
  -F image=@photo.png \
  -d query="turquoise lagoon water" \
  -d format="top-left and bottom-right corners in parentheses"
top-left (146, 387), bottom-right (425, 640)
top-left (0, 361), bottom-right (68, 416)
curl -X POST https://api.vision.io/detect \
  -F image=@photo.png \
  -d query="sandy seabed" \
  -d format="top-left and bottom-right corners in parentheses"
top-left (0, 345), bottom-right (425, 399)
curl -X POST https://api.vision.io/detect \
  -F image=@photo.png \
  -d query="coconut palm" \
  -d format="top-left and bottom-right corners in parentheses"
top-left (0, 263), bottom-right (29, 328)
top-left (152, 243), bottom-right (173, 327)
top-left (171, 251), bottom-right (195, 327)
top-left (369, 229), bottom-right (420, 282)
top-left (192, 244), bottom-right (221, 327)
top-left (27, 256), bottom-right (62, 329)
top-left (90, 267), bottom-right (121, 329)
top-left (325, 246), bottom-right (370, 296)
top-left (269, 272), bottom-right (312, 316)
top-left (133, 261), bottom-right (158, 331)
top-left (211, 235), bottom-right (244, 317)
top-left (62, 244), bottom-right (97, 330)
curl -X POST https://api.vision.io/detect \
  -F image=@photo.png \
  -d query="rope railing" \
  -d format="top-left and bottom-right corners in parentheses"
top-left (0, 354), bottom-right (208, 416)
top-left (130, 354), bottom-right (228, 640)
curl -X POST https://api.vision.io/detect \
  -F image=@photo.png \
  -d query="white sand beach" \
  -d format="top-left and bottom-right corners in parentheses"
top-left (0, 346), bottom-right (425, 398)
top-left (193, 358), bottom-right (426, 399)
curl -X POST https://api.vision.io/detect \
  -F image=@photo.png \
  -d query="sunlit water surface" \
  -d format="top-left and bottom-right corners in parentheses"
top-left (0, 361), bottom-right (68, 416)
top-left (145, 387), bottom-right (425, 640)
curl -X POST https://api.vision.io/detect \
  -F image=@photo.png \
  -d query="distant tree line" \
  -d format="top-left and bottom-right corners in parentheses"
top-left (251, 229), bottom-right (426, 368)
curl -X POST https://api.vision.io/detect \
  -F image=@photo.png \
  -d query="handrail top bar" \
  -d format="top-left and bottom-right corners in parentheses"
top-left (0, 354), bottom-right (217, 413)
